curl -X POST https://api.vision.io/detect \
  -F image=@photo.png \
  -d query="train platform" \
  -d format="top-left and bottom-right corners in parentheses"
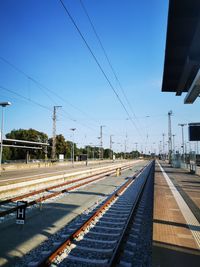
top-left (0, 160), bottom-right (125, 186)
top-left (0, 160), bottom-right (141, 200)
top-left (153, 160), bottom-right (200, 267)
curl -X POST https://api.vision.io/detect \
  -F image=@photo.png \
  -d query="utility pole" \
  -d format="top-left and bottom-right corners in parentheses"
top-left (0, 102), bottom-right (11, 176)
top-left (52, 106), bottom-right (62, 161)
top-left (134, 142), bottom-right (138, 151)
top-left (110, 135), bottom-right (113, 160)
top-left (124, 140), bottom-right (126, 159)
top-left (97, 137), bottom-right (101, 159)
top-left (153, 142), bottom-right (156, 155)
top-left (159, 141), bottom-right (162, 155)
top-left (168, 110), bottom-right (173, 163)
top-left (124, 133), bottom-right (128, 159)
top-left (100, 125), bottom-right (105, 160)
top-left (196, 141), bottom-right (199, 154)
top-left (70, 128), bottom-right (76, 166)
top-left (172, 134), bottom-right (175, 153)
top-left (134, 142), bottom-right (138, 158)
top-left (90, 143), bottom-right (94, 160)
top-left (162, 133), bottom-right (165, 159)
top-left (178, 123), bottom-right (187, 155)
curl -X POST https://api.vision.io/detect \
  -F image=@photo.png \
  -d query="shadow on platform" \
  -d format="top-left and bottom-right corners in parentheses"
top-left (69, 190), bottom-right (106, 197)
top-left (153, 240), bottom-right (200, 267)
top-left (181, 180), bottom-right (200, 184)
top-left (153, 218), bottom-right (200, 231)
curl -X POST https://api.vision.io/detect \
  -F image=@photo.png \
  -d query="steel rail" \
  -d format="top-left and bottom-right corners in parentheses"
top-left (0, 164), bottom-right (133, 217)
top-left (38, 163), bottom-right (149, 267)
top-left (107, 160), bottom-right (155, 266)
top-left (0, 164), bottom-right (132, 205)
top-left (0, 168), bottom-right (115, 205)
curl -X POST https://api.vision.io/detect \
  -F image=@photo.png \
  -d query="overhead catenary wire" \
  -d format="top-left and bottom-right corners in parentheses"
top-left (0, 56), bottom-right (58, 105)
top-left (0, 56), bottom-right (102, 130)
top-left (59, 0), bottom-right (145, 142)
top-left (0, 86), bottom-right (103, 146)
top-left (0, 50), bottom-right (139, 140)
top-left (0, 85), bottom-right (99, 133)
top-left (0, 85), bottom-right (52, 111)
top-left (79, 0), bottom-right (144, 131)
top-left (0, 56), bottom-right (100, 128)
top-left (0, 2), bottom-right (143, 142)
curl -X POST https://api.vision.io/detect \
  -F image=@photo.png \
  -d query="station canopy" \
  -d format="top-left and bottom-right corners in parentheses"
top-left (161, 0), bottom-right (200, 96)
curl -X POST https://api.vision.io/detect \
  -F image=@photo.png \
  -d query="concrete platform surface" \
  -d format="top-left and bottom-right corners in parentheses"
top-left (153, 160), bottom-right (200, 267)
top-left (0, 160), bottom-right (135, 186)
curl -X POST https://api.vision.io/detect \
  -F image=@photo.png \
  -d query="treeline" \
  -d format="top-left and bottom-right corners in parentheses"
top-left (2, 128), bottom-right (140, 162)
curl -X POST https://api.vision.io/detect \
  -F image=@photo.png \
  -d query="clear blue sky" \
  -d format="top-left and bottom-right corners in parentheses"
top-left (0, 0), bottom-right (199, 153)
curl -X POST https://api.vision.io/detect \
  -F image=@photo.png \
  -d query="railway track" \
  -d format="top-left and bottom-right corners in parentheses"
top-left (16, 160), bottom-right (154, 267)
top-left (109, 160), bottom-right (154, 266)
top-left (0, 163), bottom-right (134, 219)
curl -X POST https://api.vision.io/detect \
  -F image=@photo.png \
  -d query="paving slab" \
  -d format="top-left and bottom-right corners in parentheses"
top-left (153, 161), bottom-right (200, 267)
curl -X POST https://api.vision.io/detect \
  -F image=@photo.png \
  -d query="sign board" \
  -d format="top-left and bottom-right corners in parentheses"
top-left (16, 201), bottom-right (27, 224)
top-left (188, 123), bottom-right (200, 141)
top-left (79, 154), bottom-right (87, 161)
top-left (59, 154), bottom-right (64, 162)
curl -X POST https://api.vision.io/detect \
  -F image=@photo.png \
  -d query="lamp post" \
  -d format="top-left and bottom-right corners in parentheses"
top-left (162, 133), bottom-right (165, 159)
top-left (178, 124), bottom-right (187, 155)
top-left (70, 128), bottom-right (76, 167)
top-left (0, 102), bottom-right (11, 175)
top-left (168, 110), bottom-right (173, 163)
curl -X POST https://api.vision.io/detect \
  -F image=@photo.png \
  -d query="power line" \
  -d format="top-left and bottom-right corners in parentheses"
top-left (0, 56), bottom-right (58, 105)
top-left (59, 0), bottom-right (128, 111)
top-left (59, 0), bottom-right (144, 142)
top-left (79, 0), bottom-right (144, 138)
top-left (0, 55), bottom-right (102, 129)
top-left (79, 0), bottom-right (137, 119)
top-left (0, 85), bottom-right (100, 132)
top-left (0, 84), bottom-right (101, 141)
top-left (0, 56), bottom-right (142, 138)
top-left (0, 85), bottom-right (52, 111)
top-left (59, 111), bottom-right (97, 132)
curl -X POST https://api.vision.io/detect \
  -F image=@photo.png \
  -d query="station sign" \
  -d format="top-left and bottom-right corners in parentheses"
top-left (16, 201), bottom-right (27, 224)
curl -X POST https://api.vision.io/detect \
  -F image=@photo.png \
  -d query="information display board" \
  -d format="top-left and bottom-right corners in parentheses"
top-left (188, 123), bottom-right (200, 141)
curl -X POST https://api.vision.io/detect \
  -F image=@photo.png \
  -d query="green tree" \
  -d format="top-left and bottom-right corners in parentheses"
top-left (2, 147), bottom-right (12, 162)
top-left (48, 135), bottom-right (74, 160)
top-left (104, 148), bottom-right (112, 159)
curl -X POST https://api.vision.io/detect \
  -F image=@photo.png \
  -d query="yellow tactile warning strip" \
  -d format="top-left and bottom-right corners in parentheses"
top-left (157, 161), bottom-right (200, 248)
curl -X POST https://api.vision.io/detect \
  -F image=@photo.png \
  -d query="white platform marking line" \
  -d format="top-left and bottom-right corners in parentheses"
top-left (157, 161), bottom-right (200, 248)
